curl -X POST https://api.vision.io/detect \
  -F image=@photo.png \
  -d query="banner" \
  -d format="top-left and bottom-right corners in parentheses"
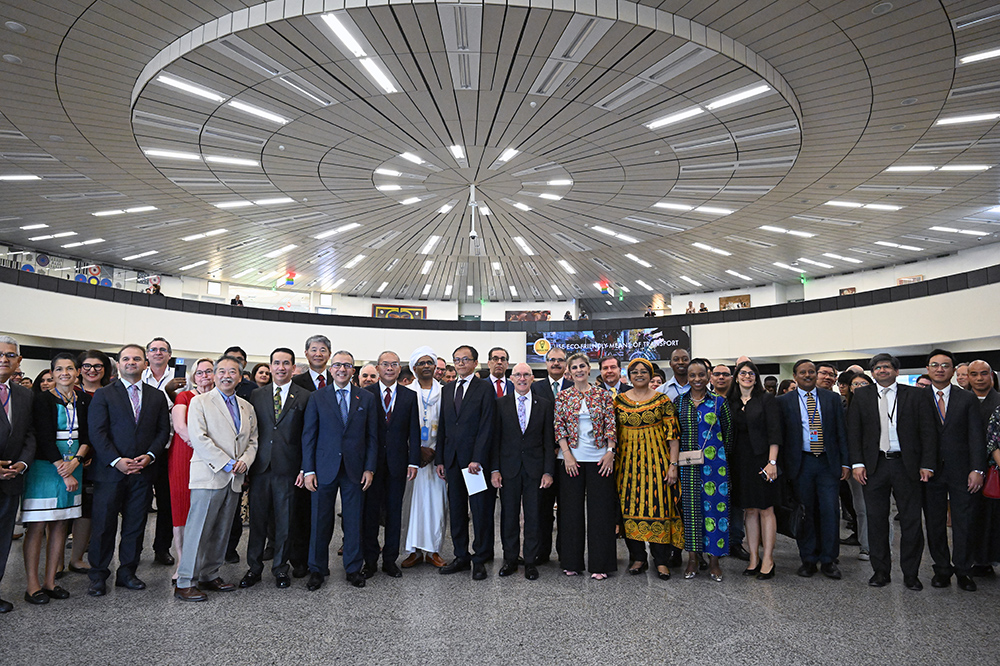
top-left (506, 309), bottom-right (551, 322)
top-left (526, 325), bottom-right (690, 363)
top-left (372, 304), bottom-right (427, 319)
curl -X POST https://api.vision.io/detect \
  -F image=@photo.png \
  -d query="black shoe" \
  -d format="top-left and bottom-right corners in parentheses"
top-left (931, 574), bottom-right (951, 588)
top-left (292, 564), bottom-right (309, 579)
top-left (24, 590), bottom-right (49, 605)
top-left (87, 581), bottom-right (106, 597)
top-left (524, 565), bottom-right (539, 580)
top-left (42, 586), bottom-right (70, 600)
top-left (346, 572), bottom-right (366, 588)
top-left (532, 556), bottom-right (551, 566)
top-left (656, 566), bottom-right (671, 581)
top-left (153, 550), bottom-right (175, 566)
top-left (306, 573), bottom-right (324, 591)
top-left (275, 573), bottom-right (291, 588)
top-left (225, 551), bottom-right (240, 564)
top-left (239, 571), bottom-right (261, 588)
top-left (627, 561), bottom-right (648, 575)
top-left (361, 563), bottom-right (376, 580)
top-left (971, 564), bottom-right (996, 578)
top-left (499, 561), bottom-right (518, 577)
top-left (439, 559), bottom-right (471, 575)
top-left (262, 546), bottom-right (274, 561)
top-left (840, 533), bottom-right (860, 546)
top-left (957, 575), bottom-right (977, 592)
top-left (472, 563), bottom-right (488, 580)
top-left (666, 550), bottom-right (683, 568)
top-left (743, 564), bottom-right (761, 577)
top-left (0, 598), bottom-right (12, 613)
top-left (68, 564), bottom-right (90, 575)
top-left (516, 556), bottom-right (525, 565)
top-left (820, 563), bottom-right (842, 580)
top-left (115, 574), bottom-right (146, 590)
top-left (904, 577), bottom-right (923, 591)
top-left (731, 544), bottom-right (752, 562)
top-left (868, 572), bottom-right (891, 587)
top-left (382, 562), bottom-right (403, 578)
top-left (797, 562), bottom-right (818, 578)
top-left (756, 566), bottom-right (775, 580)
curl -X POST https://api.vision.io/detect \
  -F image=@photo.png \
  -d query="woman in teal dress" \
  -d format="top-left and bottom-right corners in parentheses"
top-left (23, 353), bottom-right (90, 603)
top-left (674, 358), bottom-right (733, 582)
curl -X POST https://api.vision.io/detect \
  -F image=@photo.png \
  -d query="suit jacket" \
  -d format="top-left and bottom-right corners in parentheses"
top-left (490, 391), bottom-right (555, 479)
top-left (531, 377), bottom-right (572, 403)
top-left (250, 381), bottom-right (308, 477)
top-left (32, 390), bottom-right (91, 462)
top-left (187, 389), bottom-right (258, 491)
top-left (597, 380), bottom-right (632, 394)
top-left (435, 375), bottom-right (494, 469)
top-left (0, 381), bottom-right (36, 496)
top-left (730, 391), bottom-right (782, 457)
top-left (776, 387), bottom-right (848, 478)
top-left (485, 376), bottom-right (515, 398)
top-left (926, 385), bottom-right (986, 476)
top-left (292, 370), bottom-right (333, 393)
top-left (302, 384), bottom-right (377, 484)
top-left (976, 389), bottom-right (1000, 428)
top-left (88, 381), bottom-right (170, 482)
top-left (364, 383), bottom-right (421, 478)
top-left (847, 383), bottom-right (937, 480)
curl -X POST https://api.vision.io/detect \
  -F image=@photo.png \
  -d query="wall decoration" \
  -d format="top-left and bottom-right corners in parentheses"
top-left (719, 294), bottom-right (750, 310)
top-left (506, 309), bottom-right (551, 322)
top-left (372, 304), bottom-right (427, 319)
top-left (897, 275), bottom-right (923, 285)
top-left (839, 287), bottom-right (857, 296)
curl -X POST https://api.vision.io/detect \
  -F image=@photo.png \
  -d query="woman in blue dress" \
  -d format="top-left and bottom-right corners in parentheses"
top-left (23, 353), bottom-right (90, 603)
top-left (675, 358), bottom-right (733, 582)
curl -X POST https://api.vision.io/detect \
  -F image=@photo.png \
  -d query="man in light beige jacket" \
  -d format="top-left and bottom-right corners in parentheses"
top-left (175, 355), bottom-right (258, 601)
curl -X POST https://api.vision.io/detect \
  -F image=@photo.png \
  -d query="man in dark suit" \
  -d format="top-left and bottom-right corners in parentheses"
top-left (361, 351), bottom-right (420, 578)
top-left (302, 350), bottom-right (377, 590)
top-left (0, 335), bottom-right (36, 613)
top-left (776, 359), bottom-right (850, 579)
top-left (597, 355), bottom-right (631, 394)
top-left (923, 349), bottom-right (987, 592)
top-left (240, 348), bottom-right (309, 589)
top-left (531, 346), bottom-right (571, 564)
top-left (968, 360), bottom-right (1000, 577)
top-left (87, 344), bottom-right (171, 596)
top-left (486, 347), bottom-right (514, 398)
top-left (491, 363), bottom-right (555, 580)
top-left (292, 334), bottom-right (334, 393)
top-left (435, 345), bottom-right (496, 580)
top-left (848, 353), bottom-right (937, 591)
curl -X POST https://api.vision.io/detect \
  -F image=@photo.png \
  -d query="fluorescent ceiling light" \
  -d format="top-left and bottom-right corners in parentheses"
top-left (449, 145), bottom-right (465, 159)
top-left (155, 74), bottom-right (226, 103)
top-left (558, 259), bottom-right (577, 274)
top-left (122, 250), bottom-right (157, 261)
top-left (939, 165), bottom-right (991, 171)
top-left (28, 235), bottom-right (54, 241)
top-left (692, 242), bottom-right (731, 256)
top-left (125, 206), bottom-right (157, 213)
top-left (314, 223), bottom-right (361, 239)
top-left (438, 203), bottom-right (454, 214)
top-left (679, 275), bottom-right (702, 287)
top-left (875, 241), bottom-right (923, 251)
top-left (725, 270), bottom-right (752, 281)
top-left (421, 260), bottom-right (433, 275)
top-left (62, 238), bottom-right (104, 248)
top-left (377, 185), bottom-right (401, 192)
top-left (467, 285), bottom-right (474, 297)
top-left (344, 254), bottom-right (365, 269)
top-left (143, 149), bottom-right (201, 161)
top-left (547, 179), bottom-right (572, 186)
top-left (205, 155), bottom-right (259, 167)
top-left (20, 224), bottom-right (48, 230)
top-left (400, 197), bottom-right (421, 205)
top-left (593, 282), bottom-right (604, 292)
top-left (509, 285), bottom-right (518, 297)
top-left (498, 148), bottom-right (519, 163)
top-left (636, 280), bottom-right (653, 290)
top-left (264, 244), bottom-right (297, 258)
top-left (375, 168), bottom-right (401, 177)
top-left (512, 202), bottom-right (532, 212)
top-left (254, 197), bottom-right (293, 206)
top-left (787, 230), bottom-right (815, 238)
top-left (179, 260), bottom-right (207, 270)
top-left (773, 262), bottom-right (803, 273)
top-left (232, 268), bottom-right (255, 279)
top-left (444, 284), bottom-right (452, 297)
top-left (695, 206), bottom-right (734, 215)
top-left (204, 228), bottom-right (227, 237)
top-left (824, 201), bottom-right (863, 208)
top-left (227, 100), bottom-right (289, 125)
top-left (654, 202), bottom-right (694, 211)
top-left (182, 228), bottom-right (228, 241)
top-left (479, 206), bottom-right (491, 216)
top-left (959, 229), bottom-right (988, 236)
top-left (400, 152), bottom-right (423, 164)
top-left (822, 252), bottom-right (862, 264)
top-left (647, 106), bottom-right (703, 130)
top-left (512, 236), bottom-right (535, 255)
top-left (331, 278), bottom-right (345, 289)
top-left (625, 253), bottom-right (652, 268)
top-left (92, 209), bottom-right (125, 216)
top-left (420, 236), bottom-right (441, 254)
top-left (935, 113), bottom-right (1000, 126)
top-left (551, 285), bottom-right (563, 296)
top-left (929, 226), bottom-right (959, 233)
top-left (864, 203), bottom-right (902, 211)
top-left (422, 284), bottom-right (432, 295)
top-left (884, 166), bottom-right (935, 172)
top-left (376, 281), bottom-right (388, 293)
top-left (359, 58), bottom-right (397, 94)
top-left (320, 13), bottom-right (366, 57)
top-left (539, 193), bottom-right (562, 201)
top-left (797, 257), bottom-right (833, 268)
top-left (215, 200), bottom-right (254, 209)
top-left (960, 47), bottom-right (1000, 64)
top-left (0, 174), bottom-right (40, 181)
top-left (51, 232), bottom-right (75, 238)
top-left (705, 84), bottom-right (771, 110)
top-left (491, 262), bottom-right (502, 271)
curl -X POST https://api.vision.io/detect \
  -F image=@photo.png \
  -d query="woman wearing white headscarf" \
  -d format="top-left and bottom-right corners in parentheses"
top-left (399, 346), bottom-right (449, 568)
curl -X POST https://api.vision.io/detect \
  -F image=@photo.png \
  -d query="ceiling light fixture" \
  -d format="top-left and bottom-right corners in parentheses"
top-left (314, 223), bottom-right (361, 239)
top-left (331, 278), bottom-right (345, 289)
top-left (254, 197), bottom-right (294, 206)
top-left (125, 206), bottom-right (157, 213)
top-left (264, 244), bottom-right (297, 258)
top-left (420, 236), bottom-right (441, 254)
top-left (344, 254), bottom-right (366, 269)
top-left (512, 202), bottom-right (532, 212)
top-left (647, 106), bottom-right (703, 130)
top-left (512, 236), bottom-right (535, 255)
top-left (320, 13), bottom-right (367, 57)
top-left (400, 197), bottom-right (421, 205)
top-left (359, 58), bottom-right (398, 94)
top-left (773, 262), bottom-right (803, 273)
top-left (636, 279), bottom-right (653, 290)
top-left (449, 145), bottom-right (465, 159)
top-left (960, 47), bottom-right (1000, 64)
top-left (227, 100), bottom-right (289, 125)
top-left (498, 148), bottom-right (519, 163)
top-left (538, 193), bottom-right (562, 201)
top-left (509, 285), bottom-right (518, 297)
top-left (558, 259), bottom-right (577, 274)
top-left (798, 257), bottom-right (833, 268)
top-left (205, 155), bottom-right (259, 167)
top-left (679, 275), bottom-right (702, 287)
top-left (400, 152), bottom-right (423, 164)
top-left (61, 238), bottom-right (104, 248)
top-left (479, 205), bottom-right (491, 215)
top-left (0, 174), bottom-right (40, 181)
top-left (625, 253), bottom-right (652, 268)
top-left (375, 168), bottom-right (401, 177)
top-left (422, 284), bottom-right (432, 295)
top-left (20, 224), bottom-right (48, 230)
top-left (143, 148), bottom-right (202, 161)
top-left (438, 203), bottom-right (454, 214)
top-left (155, 74), bottom-right (226, 103)
top-left (421, 260), bottom-right (433, 274)
top-left (695, 206), bottom-right (734, 215)
top-left (884, 165), bottom-right (936, 172)
top-left (654, 202), bottom-right (694, 211)
top-left (939, 165), bottom-right (991, 171)
top-left (547, 179), bottom-right (573, 186)
top-left (215, 200), bottom-right (254, 209)
top-left (122, 250), bottom-right (157, 261)
top-left (375, 281), bottom-right (388, 293)
top-left (822, 252), bottom-right (863, 264)
top-left (551, 285), bottom-right (563, 296)
top-left (705, 84), bottom-right (771, 110)
top-left (875, 241), bottom-right (923, 251)
top-left (179, 260), bottom-right (207, 270)
top-left (692, 242), bottom-right (732, 256)
top-left (467, 285), bottom-right (474, 297)
top-left (377, 185), bottom-right (401, 192)
top-left (444, 284), bottom-right (453, 297)
top-left (935, 113), bottom-right (1000, 125)
top-left (725, 269), bottom-right (752, 281)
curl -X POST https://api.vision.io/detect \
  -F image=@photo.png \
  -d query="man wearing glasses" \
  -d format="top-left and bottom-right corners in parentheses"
top-left (361, 351), bottom-right (420, 579)
top-left (487, 348), bottom-right (513, 398)
top-left (531, 347), bottom-right (571, 565)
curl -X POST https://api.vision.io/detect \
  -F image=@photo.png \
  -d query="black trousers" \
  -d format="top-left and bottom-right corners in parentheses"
top-left (288, 485), bottom-right (312, 568)
top-left (247, 470), bottom-right (295, 576)
top-left (445, 464), bottom-right (496, 564)
top-left (89, 475), bottom-right (153, 583)
top-left (362, 462), bottom-right (407, 566)
top-left (625, 539), bottom-right (671, 567)
top-left (558, 461), bottom-right (617, 574)
top-left (924, 468), bottom-right (976, 576)
top-left (536, 473), bottom-right (559, 561)
top-left (150, 460), bottom-right (172, 554)
top-left (0, 493), bottom-right (19, 585)
top-left (499, 468), bottom-right (544, 564)
top-left (863, 456), bottom-right (923, 578)
top-left (793, 454), bottom-right (841, 564)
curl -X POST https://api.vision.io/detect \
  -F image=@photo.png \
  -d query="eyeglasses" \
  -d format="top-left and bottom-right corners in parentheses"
top-left (453, 357), bottom-right (474, 364)
top-left (12, 371), bottom-right (24, 378)
top-left (489, 356), bottom-right (508, 363)
top-left (378, 362), bottom-right (400, 369)
top-left (851, 382), bottom-right (869, 389)
top-left (928, 362), bottom-right (952, 370)
top-left (546, 357), bottom-right (566, 364)
top-left (81, 363), bottom-right (104, 371)
top-left (511, 372), bottom-right (532, 379)
top-left (147, 347), bottom-right (169, 354)
top-left (330, 362), bottom-right (353, 370)
top-left (737, 371), bottom-right (754, 378)
top-left (0, 352), bottom-right (19, 360)
top-left (713, 371), bottom-right (733, 378)
top-left (817, 369), bottom-right (837, 376)
top-left (194, 369), bottom-right (212, 377)
top-left (413, 360), bottom-right (435, 367)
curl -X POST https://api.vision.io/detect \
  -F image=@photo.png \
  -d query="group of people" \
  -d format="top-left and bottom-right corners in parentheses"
top-left (1, 331), bottom-right (998, 613)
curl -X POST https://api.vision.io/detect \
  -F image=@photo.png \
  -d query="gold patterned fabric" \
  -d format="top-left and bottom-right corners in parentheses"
top-left (614, 393), bottom-right (684, 547)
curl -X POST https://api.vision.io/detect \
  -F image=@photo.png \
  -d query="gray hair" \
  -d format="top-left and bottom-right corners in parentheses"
top-left (0, 335), bottom-right (19, 355)
top-left (305, 335), bottom-right (331, 352)
top-left (332, 349), bottom-right (354, 363)
top-left (214, 354), bottom-right (244, 371)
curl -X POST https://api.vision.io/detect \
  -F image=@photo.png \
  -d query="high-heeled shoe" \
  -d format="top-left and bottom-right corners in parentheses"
top-left (627, 561), bottom-right (648, 575)
top-left (656, 566), bottom-right (671, 581)
top-left (710, 572), bottom-right (723, 582)
top-left (756, 565), bottom-right (776, 580)
top-left (684, 568), bottom-right (697, 579)
top-left (742, 563), bottom-right (761, 577)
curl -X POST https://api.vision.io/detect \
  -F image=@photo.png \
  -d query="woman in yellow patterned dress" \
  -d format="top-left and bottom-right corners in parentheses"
top-left (614, 357), bottom-right (683, 580)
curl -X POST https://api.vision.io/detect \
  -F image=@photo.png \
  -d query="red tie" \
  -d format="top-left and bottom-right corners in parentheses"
top-left (384, 387), bottom-right (392, 420)
top-left (496, 379), bottom-right (504, 397)
top-left (317, 374), bottom-right (326, 389)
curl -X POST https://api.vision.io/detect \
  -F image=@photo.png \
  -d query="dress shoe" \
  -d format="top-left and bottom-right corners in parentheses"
top-left (115, 574), bottom-right (146, 590)
top-left (868, 572), bottom-right (891, 587)
top-left (524, 565), bottom-right (539, 580)
top-left (262, 546), bottom-right (274, 561)
top-left (931, 574), bottom-right (951, 588)
top-left (346, 572), bottom-right (366, 588)
top-left (361, 563), bottom-right (376, 580)
top-left (292, 564), bottom-right (309, 578)
top-left (797, 562), bottom-right (818, 578)
top-left (200, 578), bottom-right (236, 592)
top-left (821, 563), bottom-right (842, 579)
top-left (957, 575), bottom-right (977, 592)
top-left (275, 573), bottom-right (291, 588)
top-left (24, 590), bottom-right (49, 605)
top-left (427, 553), bottom-right (447, 568)
top-left (153, 550), bottom-right (175, 566)
top-left (225, 551), bottom-right (240, 564)
top-left (439, 559), bottom-right (471, 575)
top-left (756, 566), bottom-right (776, 581)
top-left (382, 562), bottom-right (403, 578)
top-left (68, 564), bottom-right (90, 575)
top-left (666, 550), bottom-right (683, 568)
top-left (42, 586), bottom-right (70, 600)
top-left (627, 561), bottom-right (648, 575)
top-left (709, 572), bottom-right (723, 583)
top-left (840, 533), bottom-right (860, 546)
top-left (532, 556), bottom-right (551, 566)
top-left (0, 598), bottom-right (12, 613)
top-left (55, 569), bottom-right (65, 580)
top-left (239, 571), bottom-right (261, 588)
top-left (306, 573), bottom-right (324, 591)
top-left (904, 577), bottom-right (923, 591)
top-left (87, 581), bottom-right (106, 597)
top-left (472, 563), bottom-right (488, 580)
top-left (401, 552), bottom-right (423, 568)
top-left (498, 561), bottom-right (519, 577)
top-left (971, 564), bottom-right (995, 578)
top-left (731, 544), bottom-right (752, 562)
top-left (174, 586), bottom-right (207, 602)
top-left (742, 564), bottom-right (761, 577)
top-left (656, 566), bottom-right (671, 581)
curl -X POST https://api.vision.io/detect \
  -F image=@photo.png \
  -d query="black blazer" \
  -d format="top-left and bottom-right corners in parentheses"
top-left (530, 377), bottom-right (572, 403)
top-left (926, 385), bottom-right (986, 476)
top-left (729, 391), bottom-right (782, 457)
top-left (88, 381), bottom-right (171, 482)
top-left (249, 381), bottom-right (308, 477)
top-left (292, 370), bottom-right (333, 393)
top-left (485, 376), bottom-right (515, 398)
top-left (0, 381), bottom-right (36, 496)
top-left (977, 389), bottom-right (1000, 426)
top-left (847, 383), bottom-right (937, 480)
top-left (435, 375), bottom-right (494, 469)
top-left (364, 383), bottom-right (421, 478)
top-left (597, 380), bottom-right (632, 393)
top-left (490, 391), bottom-right (555, 479)
top-left (32, 390), bottom-right (91, 463)
top-left (776, 387), bottom-right (848, 478)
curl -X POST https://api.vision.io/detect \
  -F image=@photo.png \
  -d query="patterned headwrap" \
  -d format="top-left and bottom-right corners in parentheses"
top-left (408, 346), bottom-right (437, 370)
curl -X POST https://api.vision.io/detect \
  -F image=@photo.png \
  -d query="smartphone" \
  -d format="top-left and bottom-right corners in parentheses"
top-left (174, 364), bottom-right (186, 379)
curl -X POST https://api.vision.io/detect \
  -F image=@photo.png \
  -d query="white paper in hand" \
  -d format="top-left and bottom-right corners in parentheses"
top-left (462, 467), bottom-right (488, 495)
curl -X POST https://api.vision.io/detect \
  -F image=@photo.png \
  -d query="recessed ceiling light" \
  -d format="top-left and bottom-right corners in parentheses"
top-left (122, 250), bottom-right (157, 261)
top-left (264, 244), bottom-right (297, 258)
top-left (679, 275), bottom-right (702, 287)
top-left (359, 58), bottom-right (397, 94)
top-left (864, 203), bottom-right (902, 211)
top-left (822, 252), bottom-right (863, 264)
top-left (773, 262), bottom-right (803, 273)
top-left (705, 84), bottom-right (771, 110)
top-left (205, 155), bottom-right (259, 167)
top-left (420, 236), bottom-right (441, 254)
top-left (551, 284), bottom-right (563, 296)
top-left (624, 253), bottom-right (652, 268)
top-left (467, 285), bottom-right (474, 297)
top-left (179, 260), bottom-right (208, 270)
top-left (512, 202), bottom-right (532, 212)
top-left (215, 200), bottom-right (254, 209)
top-left (960, 47), bottom-right (1000, 64)
top-left (400, 197), bottom-right (421, 205)
top-left (50, 232), bottom-right (75, 239)
top-left (20, 224), bottom-right (48, 230)
top-left (155, 74), bottom-right (226, 103)
top-left (125, 206), bottom-right (157, 213)
top-left (547, 179), bottom-right (573, 186)
top-left (824, 201), bottom-right (863, 208)
top-left (421, 260), bottom-right (433, 275)
top-left (558, 259), bottom-right (576, 274)
top-left (939, 165), bottom-right (991, 171)
top-left (375, 281), bottom-right (388, 293)
top-left (204, 228), bottom-right (228, 237)
top-left (421, 284), bottom-right (432, 296)
top-left (449, 145), bottom-right (465, 159)
top-left (62, 238), bottom-right (104, 248)
top-left (377, 185), bottom-right (401, 192)
top-left (143, 148), bottom-right (202, 161)
top-left (444, 284), bottom-right (453, 297)
top-left (509, 285), bottom-right (518, 297)
top-left (694, 206), bottom-right (734, 215)
top-left (512, 236), bottom-right (535, 255)
top-left (331, 278), bottom-right (345, 290)
top-left (647, 106), bottom-right (703, 130)
top-left (884, 165), bottom-right (935, 172)
top-left (91, 209), bottom-right (125, 216)
top-left (691, 242), bottom-right (732, 256)
top-left (320, 13), bottom-right (367, 57)
top-left (654, 202), bottom-right (694, 211)
top-left (874, 241), bottom-right (923, 251)
top-left (0, 174), bottom-right (40, 181)
top-left (254, 197), bottom-right (294, 206)
top-left (498, 148), bottom-right (519, 162)
top-left (438, 203), bottom-right (454, 214)
top-left (636, 279), bottom-right (653, 290)
top-left (400, 152), bottom-right (423, 164)
top-left (375, 168), bottom-right (401, 177)
top-left (479, 205), bottom-right (491, 215)
top-left (538, 193), bottom-right (562, 201)
top-left (798, 257), bottom-right (833, 268)
top-left (344, 254), bottom-right (366, 269)
top-left (227, 100), bottom-right (289, 125)
top-left (231, 268), bottom-right (256, 279)
top-left (935, 113), bottom-right (1000, 126)
top-left (5, 21), bottom-right (27, 34)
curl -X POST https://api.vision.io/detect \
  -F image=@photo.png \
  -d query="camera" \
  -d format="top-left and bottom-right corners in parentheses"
top-left (469, 229), bottom-right (479, 240)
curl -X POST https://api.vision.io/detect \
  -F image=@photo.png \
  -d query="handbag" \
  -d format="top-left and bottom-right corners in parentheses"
top-left (677, 448), bottom-right (704, 466)
top-left (984, 466), bottom-right (1000, 500)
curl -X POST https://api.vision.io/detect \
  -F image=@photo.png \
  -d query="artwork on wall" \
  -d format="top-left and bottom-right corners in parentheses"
top-left (372, 304), bottom-right (427, 319)
top-left (506, 309), bottom-right (551, 321)
top-left (897, 275), bottom-right (923, 285)
top-left (839, 287), bottom-right (857, 295)
top-left (719, 294), bottom-right (750, 310)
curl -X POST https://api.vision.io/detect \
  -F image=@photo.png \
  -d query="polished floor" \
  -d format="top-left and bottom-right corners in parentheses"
top-left (1, 510), bottom-right (993, 666)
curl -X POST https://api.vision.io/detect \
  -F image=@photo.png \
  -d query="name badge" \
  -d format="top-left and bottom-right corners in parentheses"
top-left (421, 425), bottom-right (429, 441)
top-left (809, 430), bottom-right (820, 442)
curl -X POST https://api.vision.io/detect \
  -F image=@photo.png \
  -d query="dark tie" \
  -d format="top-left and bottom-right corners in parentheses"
top-left (338, 388), bottom-right (349, 425)
top-left (129, 384), bottom-right (141, 423)
top-left (317, 374), bottom-right (326, 390)
top-left (806, 391), bottom-right (824, 455)
top-left (454, 379), bottom-right (465, 414)
top-left (384, 387), bottom-right (392, 420)
top-left (273, 386), bottom-right (282, 421)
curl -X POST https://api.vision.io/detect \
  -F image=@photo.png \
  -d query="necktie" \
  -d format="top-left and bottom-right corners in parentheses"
top-left (317, 373), bottom-right (326, 390)
top-left (806, 391), bottom-right (824, 455)
top-left (454, 379), bottom-right (465, 414)
top-left (338, 388), bottom-right (349, 425)
top-left (0, 383), bottom-right (9, 420)
top-left (937, 390), bottom-right (946, 422)
top-left (274, 386), bottom-right (282, 421)
top-left (225, 395), bottom-right (241, 431)
top-left (496, 379), bottom-right (504, 398)
top-left (517, 395), bottom-right (527, 433)
top-left (879, 387), bottom-right (891, 452)
top-left (384, 387), bottom-right (392, 420)
top-left (552, 381), bottom-right (559, 401)
top-left (129, 384), bottom-right (141, 423)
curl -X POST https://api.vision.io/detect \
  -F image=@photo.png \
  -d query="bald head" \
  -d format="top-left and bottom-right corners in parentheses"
top-left (511, 362), bottom-right (534, 395)
top-left (968, 360), bottom-right (995, 396)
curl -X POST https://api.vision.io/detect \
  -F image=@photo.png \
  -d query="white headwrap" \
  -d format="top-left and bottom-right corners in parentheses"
top-left (409, 346), bottom-right (437, 370)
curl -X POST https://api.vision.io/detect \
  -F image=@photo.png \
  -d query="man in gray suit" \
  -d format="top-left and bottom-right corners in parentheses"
top-left (174, 355), bottom-right (258, 601)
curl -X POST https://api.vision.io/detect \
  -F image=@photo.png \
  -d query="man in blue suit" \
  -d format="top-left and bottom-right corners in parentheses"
top-left (776, 359), bottom-right (850, 580)
top-left (302, 350), bottom-right (377, 590)
top-left (361, 351), bottom-right (420, 579)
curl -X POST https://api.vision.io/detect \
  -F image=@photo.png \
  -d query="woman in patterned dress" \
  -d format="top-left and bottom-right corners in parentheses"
top-left (614, 358), bottom-right (683, 580)
top-left (674, 358), bottom-right (733, 582)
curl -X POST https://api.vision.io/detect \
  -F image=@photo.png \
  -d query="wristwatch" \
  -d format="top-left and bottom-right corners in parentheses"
top-left (768, 459), bottom-right (777, 466)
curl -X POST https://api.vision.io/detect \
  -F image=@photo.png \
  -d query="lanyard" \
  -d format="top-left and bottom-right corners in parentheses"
top-left (54, 388), bottom-right (78, 436)
top-left (798, 391), bottom-right (823, 426)
top-left (881, 387), bottom-right (897, 425)
top-left (145, 369), bottom-right (168, 391)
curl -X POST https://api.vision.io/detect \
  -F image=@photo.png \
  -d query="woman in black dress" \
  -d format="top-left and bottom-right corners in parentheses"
top-left (729, 360), bottom-right (782, 579)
